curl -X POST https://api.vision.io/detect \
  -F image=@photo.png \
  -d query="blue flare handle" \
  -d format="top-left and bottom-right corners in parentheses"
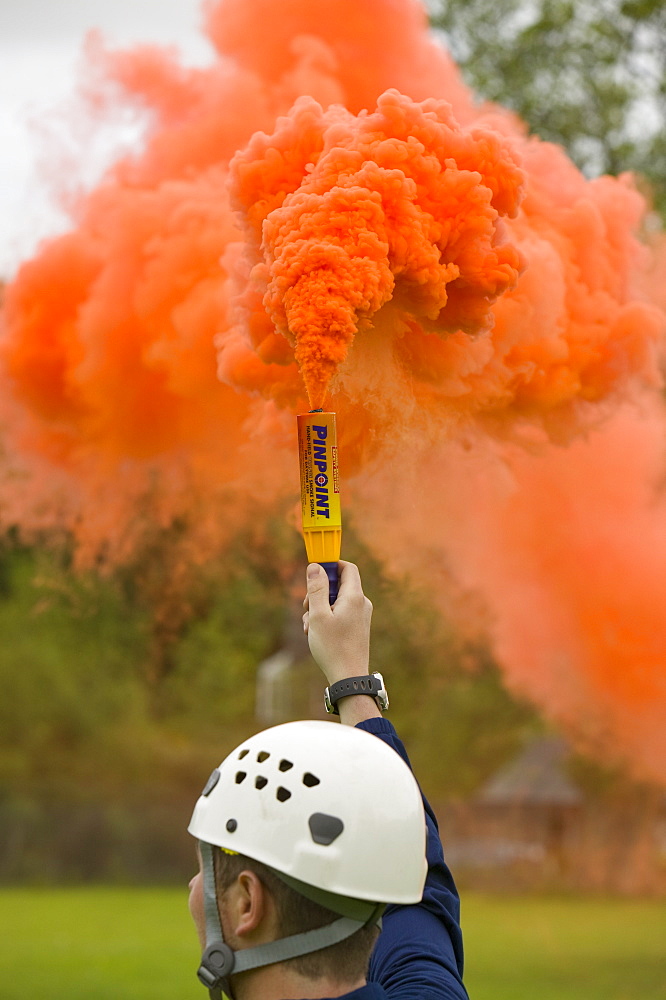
top-left (320, 561), bottom-right (339, 605)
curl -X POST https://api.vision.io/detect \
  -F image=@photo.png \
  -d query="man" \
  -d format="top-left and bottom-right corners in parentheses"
top-left (188, 560), bottom-right (468, 1000)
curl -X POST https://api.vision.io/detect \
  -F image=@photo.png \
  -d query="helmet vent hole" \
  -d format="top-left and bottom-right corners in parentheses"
top-left (257, 751), bottom-right (270, 763)
top-left (279, 759), bottom-right (293, 772)
top-left (255, 776), bottom-right (268, 790)
top-left (303, 773), bottom-right (320, 787)
top-left (238, 749), bottom-right (249, 760)
top-left (276, 787), bottom-right (291, 802)
top-left (235, 771), bottom-right (247, 784)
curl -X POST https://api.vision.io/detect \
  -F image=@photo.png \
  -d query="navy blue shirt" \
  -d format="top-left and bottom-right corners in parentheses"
top-left (295, 718), bottom-right (469, 1000)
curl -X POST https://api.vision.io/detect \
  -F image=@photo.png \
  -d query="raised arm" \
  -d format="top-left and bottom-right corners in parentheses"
top-left (303, 560), bottom-right (468, 999)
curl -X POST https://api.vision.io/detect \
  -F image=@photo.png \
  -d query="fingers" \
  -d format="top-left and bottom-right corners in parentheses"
top-left (306, 563), bottom-right (332, 616)
top-left (303, 560), bottom-right (371, 626)
top-left (337, 561), bottom-right (372, 621)
top-left (304, 561), bottom-right (366, 604)
top-left (336, 560), bottom-right (364, 600)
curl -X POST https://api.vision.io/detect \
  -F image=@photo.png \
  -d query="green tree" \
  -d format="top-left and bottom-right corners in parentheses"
top-left (429, 0), bottom-right (666, 215)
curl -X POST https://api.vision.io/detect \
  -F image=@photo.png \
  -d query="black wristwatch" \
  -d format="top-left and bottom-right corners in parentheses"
top-left (324, 672), bottom-right (389, 715)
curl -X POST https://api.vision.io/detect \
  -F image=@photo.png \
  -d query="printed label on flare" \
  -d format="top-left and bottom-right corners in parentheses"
top-left (297, 412), bottom-right (341, 529)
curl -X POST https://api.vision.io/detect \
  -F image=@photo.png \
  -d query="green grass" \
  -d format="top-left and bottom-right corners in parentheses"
top-left (0, 887), bottom-right (196, 1000)
top-left (463, 895), bottom-right (666, 1000)
top-left (0, 888), bottom-right (664, 999)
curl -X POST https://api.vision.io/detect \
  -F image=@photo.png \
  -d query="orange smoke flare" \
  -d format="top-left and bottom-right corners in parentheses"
top-left (0, 0), bottom-right (665, 785)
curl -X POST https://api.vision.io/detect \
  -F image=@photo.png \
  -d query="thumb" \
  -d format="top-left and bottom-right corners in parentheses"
top-left (307, 563), bottom-right (331, 612)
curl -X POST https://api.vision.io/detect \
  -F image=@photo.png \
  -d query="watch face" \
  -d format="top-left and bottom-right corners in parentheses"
top-left (372, 672), bottom-right (390, 711)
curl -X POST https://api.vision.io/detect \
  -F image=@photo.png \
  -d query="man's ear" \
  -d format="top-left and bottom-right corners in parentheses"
top-left (232, 870), bottom-right (270, 938)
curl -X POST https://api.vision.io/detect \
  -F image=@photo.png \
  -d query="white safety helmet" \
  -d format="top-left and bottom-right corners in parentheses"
top-left (189, 719), bottom-right (426, 902)
top-left (188, 720), bottom-right (427, 999)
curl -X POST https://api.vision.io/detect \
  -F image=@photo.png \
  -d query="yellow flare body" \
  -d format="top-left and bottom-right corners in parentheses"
top-left (297, 412), bottom-right (342, 563)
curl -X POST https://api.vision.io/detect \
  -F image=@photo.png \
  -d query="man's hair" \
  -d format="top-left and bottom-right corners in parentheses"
top-left (214, 848), bottom-right (379, 983)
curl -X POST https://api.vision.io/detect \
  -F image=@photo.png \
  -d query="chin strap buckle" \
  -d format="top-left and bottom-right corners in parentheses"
top-left (197, 940), bottom-right (235, 999)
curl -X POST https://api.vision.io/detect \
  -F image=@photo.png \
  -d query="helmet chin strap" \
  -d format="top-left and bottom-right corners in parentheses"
top-left (198, 840), bottom-right (234, 1000)
top-left (196, 841), bottom-right (384, 1000)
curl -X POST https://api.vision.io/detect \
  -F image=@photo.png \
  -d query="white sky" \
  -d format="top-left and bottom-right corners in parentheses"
top-left (0, 0), bottom-right (213, 278)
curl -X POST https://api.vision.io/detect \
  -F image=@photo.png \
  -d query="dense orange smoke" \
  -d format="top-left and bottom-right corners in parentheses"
top-left (228, 89), bottom-right (524, 407)
top-left (354, 397), bottom-right (666, 787)
top-left (1, 0), bottom-right (665, 784)
top-left (466, 403), bottom-right (666, 787)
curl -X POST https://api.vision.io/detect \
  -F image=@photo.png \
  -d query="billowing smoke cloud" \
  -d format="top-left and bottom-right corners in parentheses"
top-left (228, 89), bottom-right (524, 408)
top-left (1, 0), bottom-right (665, 784)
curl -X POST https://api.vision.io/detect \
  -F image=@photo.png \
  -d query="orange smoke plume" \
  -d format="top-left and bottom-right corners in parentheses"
top-left (354, 398), bottom-right (666, 788)
top-left (229, 89), bottom-right (524, 407)
top-left (1, 0), bottom-right (666, 784)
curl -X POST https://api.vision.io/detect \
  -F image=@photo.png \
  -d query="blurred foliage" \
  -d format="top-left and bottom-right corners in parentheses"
top-left (429, 0), bottom-right (666, 216)
top-left (157, 523), bottom-right (296, 736)
top-left (0, 522), bottom-right (546, 881)
top-left (0, 538), bottom-right (153, 794)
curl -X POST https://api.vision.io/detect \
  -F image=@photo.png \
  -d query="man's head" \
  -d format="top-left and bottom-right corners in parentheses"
top-left (188, 720), bottom-right (426, 998)
top-left (189, 847), bottom-right (380, 988)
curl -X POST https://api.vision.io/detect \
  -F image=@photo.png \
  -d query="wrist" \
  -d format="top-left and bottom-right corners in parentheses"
top-left (324, 667), bottom-right (371, 686)
top-left (338, 695), bottom-right (382, 727)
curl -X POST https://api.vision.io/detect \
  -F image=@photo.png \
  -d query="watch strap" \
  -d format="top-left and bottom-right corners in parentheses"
top-left (324, 672), bottom-right (388, 715)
